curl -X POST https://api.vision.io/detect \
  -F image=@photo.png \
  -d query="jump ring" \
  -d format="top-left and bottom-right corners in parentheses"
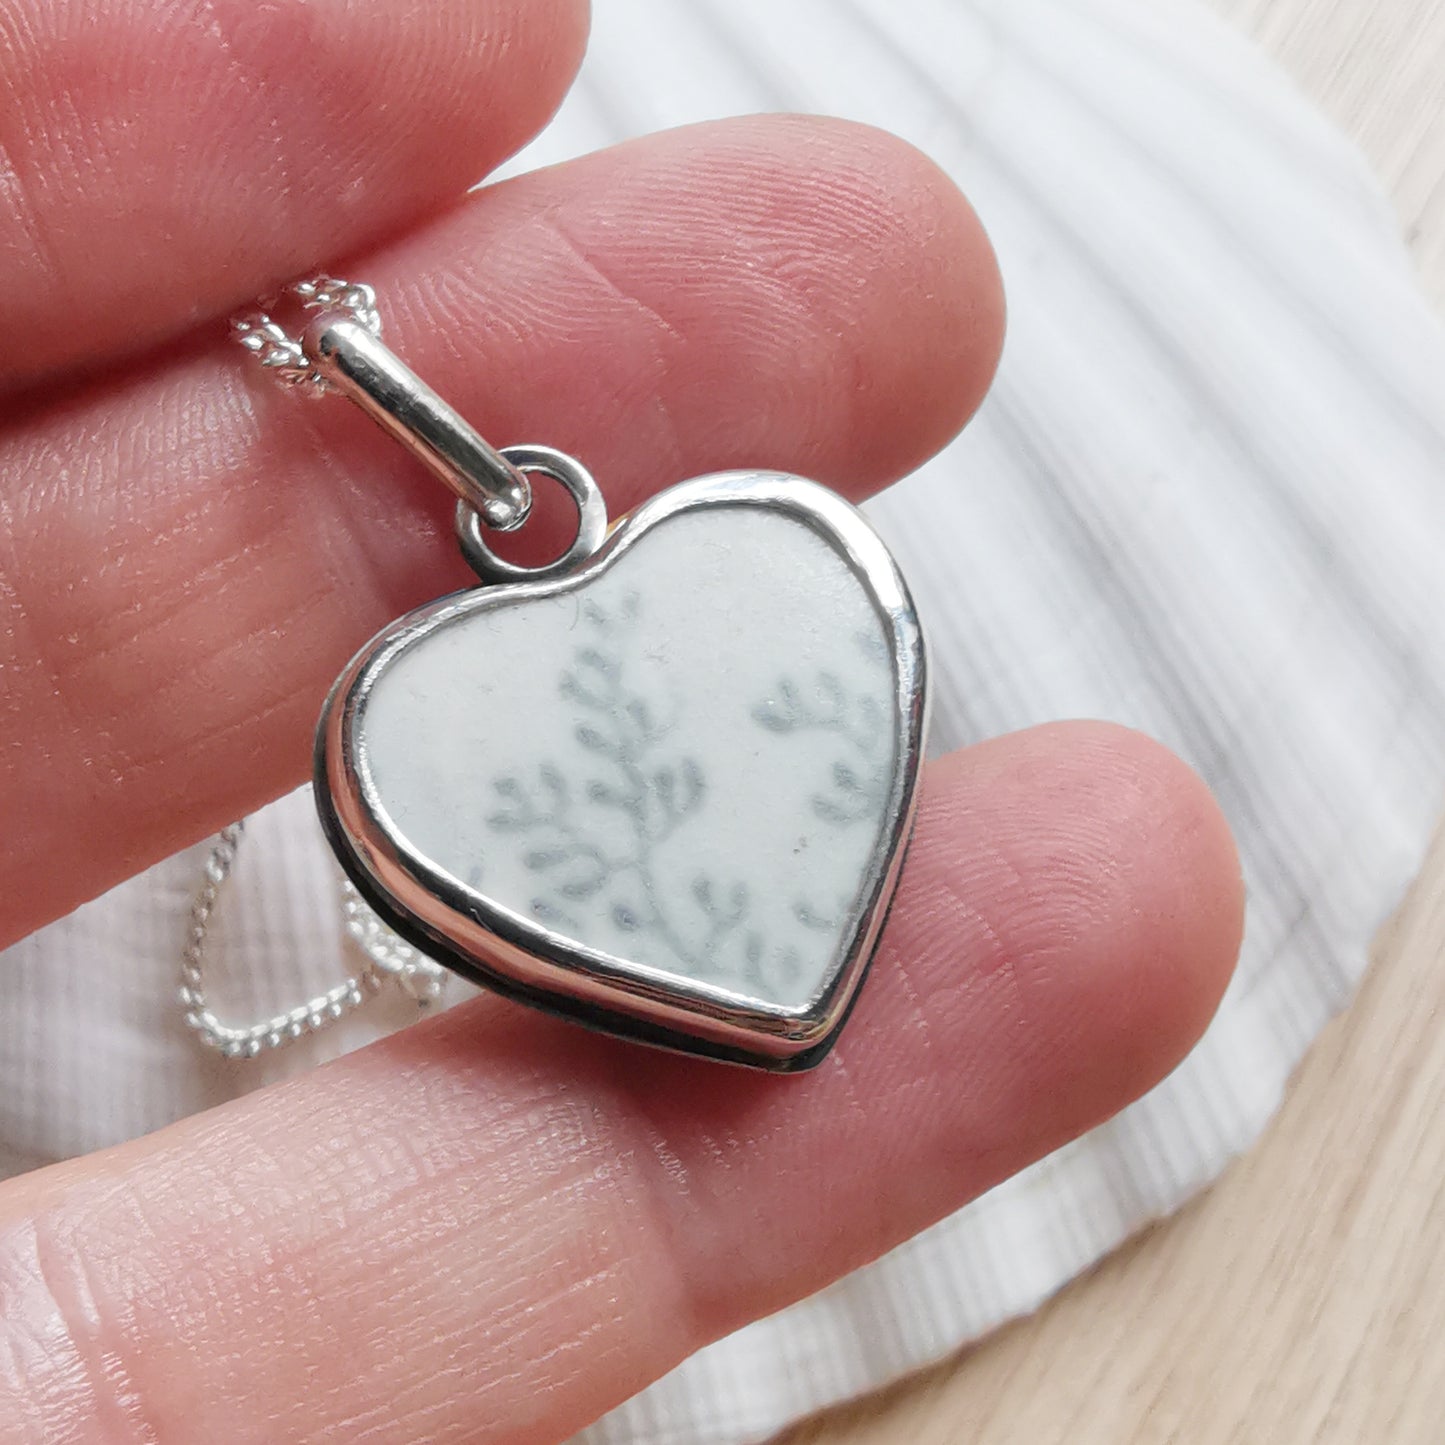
top-left (455, 446), bottom-right (608, 585)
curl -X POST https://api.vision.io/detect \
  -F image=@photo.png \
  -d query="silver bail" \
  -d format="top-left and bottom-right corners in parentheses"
top-left (301, 314), bottom-right (532, 532)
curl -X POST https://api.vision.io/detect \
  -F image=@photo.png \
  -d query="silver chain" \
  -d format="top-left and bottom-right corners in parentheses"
top-left (196, 270), bottom-right (533, 1057)
top-left (198, 273), bottom-right (443, 1056)
top-left (181, 819), bottom-right (446, 1057)
top-left (231, 276), bottom-right (382, 396)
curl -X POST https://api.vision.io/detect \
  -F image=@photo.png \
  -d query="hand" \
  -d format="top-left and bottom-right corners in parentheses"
top-left (0, 0), bottom-right (1243, 1438)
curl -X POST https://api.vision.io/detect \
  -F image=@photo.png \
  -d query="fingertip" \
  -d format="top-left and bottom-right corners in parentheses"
top-left (719, 114), bottom-right (1007, 488)
top-left (809, 117), bottom-right (1007, 482)
top-left (880, 721), bottom-right (1242, 1157)
top-left (1090, 722), bottom-right (1245, 1072)
top-left (487, 0), bottom-right (593, 155)
top-left (1015, 719), bottom-right (1242, 1112)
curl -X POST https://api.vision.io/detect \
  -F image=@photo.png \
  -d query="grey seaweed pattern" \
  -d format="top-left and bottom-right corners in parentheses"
top-left (751, 637), bottom-right (891, 823)
top-left (750, 631), bottom-right (893, 936)
top-left (488, 601), bottom-right (890, 1001)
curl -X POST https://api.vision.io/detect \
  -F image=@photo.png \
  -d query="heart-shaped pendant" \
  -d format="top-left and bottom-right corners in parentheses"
top-left (317, 462), bottom-right (928, 1070)
top-left (216, 285), bottom-right (927, 1069)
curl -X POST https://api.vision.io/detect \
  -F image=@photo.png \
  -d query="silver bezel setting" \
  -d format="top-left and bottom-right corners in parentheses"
top-left (315, 472), bottom-right (929, 1071)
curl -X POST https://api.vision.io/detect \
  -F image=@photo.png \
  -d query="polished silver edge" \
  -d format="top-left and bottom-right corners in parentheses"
top-left (317, 472), bottom-right (929, 1064)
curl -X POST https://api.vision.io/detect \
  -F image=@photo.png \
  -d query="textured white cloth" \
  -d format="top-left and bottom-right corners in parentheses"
top-left (3, 0), bottom-right (1444, 1440)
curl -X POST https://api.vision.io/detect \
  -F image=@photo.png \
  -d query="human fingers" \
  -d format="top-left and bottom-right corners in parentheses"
top-left (0, 723), bottom-right (1242, 1445)
top-left (0, 0), bottom-right (589, 386)
top-left (0, 115), bottom-right (1005, 944)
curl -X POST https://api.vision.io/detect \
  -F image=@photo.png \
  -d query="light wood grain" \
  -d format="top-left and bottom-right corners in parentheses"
top-left (1218, 0), bottom-right (1445, 311)
top-left (785, 4), bottom-right (1445, 1442)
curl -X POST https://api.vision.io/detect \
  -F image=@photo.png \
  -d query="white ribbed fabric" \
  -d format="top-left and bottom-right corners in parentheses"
top-left (2, 1), bottom-right (1443, 1441)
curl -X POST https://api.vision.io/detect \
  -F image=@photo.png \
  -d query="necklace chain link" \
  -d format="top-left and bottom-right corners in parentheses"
top-left (190, 273), bottom-right (450, 1057)
top-left (231, 276), bottom-right (382, 396)
top-left (181, 819), bottom-right (447, 1058)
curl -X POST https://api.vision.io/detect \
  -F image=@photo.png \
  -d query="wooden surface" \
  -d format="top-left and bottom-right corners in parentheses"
top-left (1220, 0), bottom-right (1445, 312)
top-left (787, 4), bottom-right (1445, 1442)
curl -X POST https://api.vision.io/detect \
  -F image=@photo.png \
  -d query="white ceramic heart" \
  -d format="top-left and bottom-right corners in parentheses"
top-left (316, 472), bottom-right (927, 1069)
